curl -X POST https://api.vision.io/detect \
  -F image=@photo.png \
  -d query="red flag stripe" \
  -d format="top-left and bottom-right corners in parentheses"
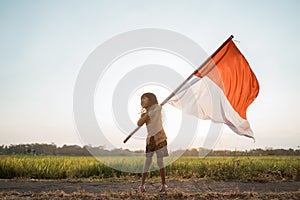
top-left (195, 40), bottom-right (259, 119)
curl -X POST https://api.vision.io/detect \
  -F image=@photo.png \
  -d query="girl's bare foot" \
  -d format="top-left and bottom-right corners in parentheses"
top-left (159, 184), bottom-right (168, 192)
top-left (138, 184), bottom-right (146, 192)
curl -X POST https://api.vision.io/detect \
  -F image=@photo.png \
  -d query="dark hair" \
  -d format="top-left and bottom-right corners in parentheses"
top-left (141, 93), bottom-right (158, 105)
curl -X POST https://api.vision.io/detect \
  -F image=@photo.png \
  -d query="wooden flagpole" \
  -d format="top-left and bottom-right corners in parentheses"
top-left (123, 35), bottom-right (234, 143)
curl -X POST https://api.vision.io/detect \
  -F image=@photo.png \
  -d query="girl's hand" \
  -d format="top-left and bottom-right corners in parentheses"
top-left (140, 108), bottom-right (147, 117)
top-left (137, 109), bottom-right (149, 126)
top-left (140, 108), bottom-right (147, 114)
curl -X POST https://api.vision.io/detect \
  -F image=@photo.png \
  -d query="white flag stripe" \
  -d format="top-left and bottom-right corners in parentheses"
top-left (168, 76), bottom-right (254, 138)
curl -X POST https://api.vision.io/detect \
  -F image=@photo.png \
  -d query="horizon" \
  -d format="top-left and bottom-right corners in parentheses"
top-left (1, 142), bottom-right (299, 152)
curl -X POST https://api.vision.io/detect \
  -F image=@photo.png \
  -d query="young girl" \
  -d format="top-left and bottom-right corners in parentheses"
top-left (137, 93), bottom-right (168, 192)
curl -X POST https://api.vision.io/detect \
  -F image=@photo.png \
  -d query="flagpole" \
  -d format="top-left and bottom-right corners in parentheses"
top-left (123, 35), bottom-right (234, 143)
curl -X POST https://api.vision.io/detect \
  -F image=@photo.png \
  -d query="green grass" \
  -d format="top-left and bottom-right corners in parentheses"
top-left (0, 155), bottom-right (299, 181)
top-left (166, 156), bottom-right (300, 181)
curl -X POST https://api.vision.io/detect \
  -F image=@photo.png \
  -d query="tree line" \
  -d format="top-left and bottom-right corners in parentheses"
top-left (0, 143), bottom-right (299, 156)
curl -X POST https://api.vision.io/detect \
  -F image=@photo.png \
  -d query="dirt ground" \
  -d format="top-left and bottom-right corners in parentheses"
top-left (0, 179), bottom-right (299, 199)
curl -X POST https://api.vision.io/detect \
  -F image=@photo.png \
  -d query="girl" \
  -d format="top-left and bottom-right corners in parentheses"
top-left (137, 93), bottom-right (168, 192)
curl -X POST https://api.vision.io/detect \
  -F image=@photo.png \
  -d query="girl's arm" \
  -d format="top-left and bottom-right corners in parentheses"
top-left (137, 113), bottom-right (149, 126)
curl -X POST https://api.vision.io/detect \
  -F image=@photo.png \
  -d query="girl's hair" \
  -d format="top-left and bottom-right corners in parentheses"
top-left (141, 93), bottom-right (158, 106)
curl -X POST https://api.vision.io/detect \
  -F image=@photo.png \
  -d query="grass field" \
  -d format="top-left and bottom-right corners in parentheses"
top-left (1, 155), bottom-right (299, 182)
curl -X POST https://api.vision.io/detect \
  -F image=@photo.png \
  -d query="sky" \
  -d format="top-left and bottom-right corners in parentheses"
top-left (0, 0), bottom-right (299, 151)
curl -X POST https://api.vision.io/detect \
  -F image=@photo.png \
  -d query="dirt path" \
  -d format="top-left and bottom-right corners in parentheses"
top-left (0, 179), bottom-right (299, 199)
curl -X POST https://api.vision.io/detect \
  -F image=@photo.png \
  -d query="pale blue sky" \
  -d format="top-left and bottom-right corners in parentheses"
top-left (0, 0), bottom-right (299, 150)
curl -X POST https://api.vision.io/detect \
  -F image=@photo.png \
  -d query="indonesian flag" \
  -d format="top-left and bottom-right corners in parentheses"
top-left (168, 40), bottom-right (259, 139)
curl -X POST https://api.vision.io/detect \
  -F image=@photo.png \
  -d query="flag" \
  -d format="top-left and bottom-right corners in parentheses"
top-left (168, 39), bottom-right (259, 139)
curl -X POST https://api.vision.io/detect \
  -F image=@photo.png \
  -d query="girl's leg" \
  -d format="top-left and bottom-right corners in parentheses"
top-left (157, 157), bottom-right (166, 185)
top-left (141, 156), bottom-right (152, 186)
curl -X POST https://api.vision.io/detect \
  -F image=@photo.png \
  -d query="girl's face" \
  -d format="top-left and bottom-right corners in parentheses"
top-left (141, 96), bottom-right (151, 108)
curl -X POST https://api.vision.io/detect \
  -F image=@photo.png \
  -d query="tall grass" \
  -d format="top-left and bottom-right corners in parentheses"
top-left (0, 156), bottom-right (299, 181)
top-left (166, 157), bottom-right (300, 181)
